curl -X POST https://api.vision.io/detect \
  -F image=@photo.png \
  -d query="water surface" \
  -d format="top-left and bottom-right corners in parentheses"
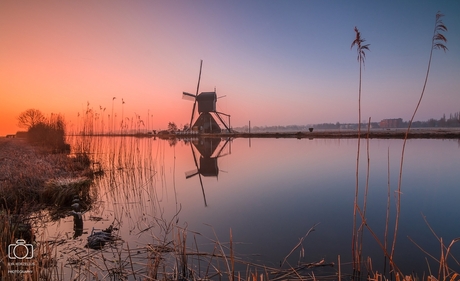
top-left (41, 136), bottom-right (460, 277)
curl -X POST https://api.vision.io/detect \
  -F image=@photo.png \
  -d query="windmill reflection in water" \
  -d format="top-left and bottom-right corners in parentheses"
top-left (185, 138), bottom-right (231, 206)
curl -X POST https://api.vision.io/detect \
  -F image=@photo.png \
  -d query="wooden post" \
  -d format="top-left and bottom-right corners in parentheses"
top-left (249, 120), bottom-right (251, 147)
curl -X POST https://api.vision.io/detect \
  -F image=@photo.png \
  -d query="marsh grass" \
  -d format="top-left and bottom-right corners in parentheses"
top-left (0, 211), bottom-right (66, 281)
top-left (0, 130), bottom-right (99, 279)
top-left (0, 139), bottom-right (94, 212)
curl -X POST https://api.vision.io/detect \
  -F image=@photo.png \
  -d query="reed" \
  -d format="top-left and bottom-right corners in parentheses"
top-left (350, 11), bottom-right (454, 279)
top-left (0, 211), bottom-right (65, 281)
top-left (351, 25), bottom-right (370, 273)
top-left (391, 11), bottom-right (448, 270)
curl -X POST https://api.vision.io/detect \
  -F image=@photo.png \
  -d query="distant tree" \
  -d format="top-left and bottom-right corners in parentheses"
top-left (27, 113), bottom-right (68, 152)
top-left (427, 118), bottom-right (437, 127)
top-left (183, 124), bottom-right (190, 131)
top-left (17, 109), bottom-right (46, 129)
top-left (167, 122), bottom-right (178, 132)
top-left (439, 114), bottom-right (446, 127)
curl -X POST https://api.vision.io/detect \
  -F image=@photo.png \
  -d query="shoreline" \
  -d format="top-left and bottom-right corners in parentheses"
top-left (57, 128), bottom-right (460, 139)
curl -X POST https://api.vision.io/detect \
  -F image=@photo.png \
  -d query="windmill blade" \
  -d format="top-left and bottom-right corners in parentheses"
top-left (182, 92), bottom-right (196, 101)
top-left (185, 169), bottom-right (199, 179)
top-left (195, 60), bottom-right (203, 97)
top-left (191, 142), bottom-right (199, 168)
top-left (190, 100), bottom-right (197, 129)
top-left (198, 172), bottom-right (207, 207)
top-left (186, 146), bottom-right (200, 178)
top-left (215, 138), bottom-right (231, 158)
top-left (189, 60), bottom-right (203, 128)
top-left (189, 141), bottom-right (207, 206)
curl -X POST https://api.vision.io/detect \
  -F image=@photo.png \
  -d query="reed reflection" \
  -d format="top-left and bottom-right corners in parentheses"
top-left (185, 138), bottom-right (230, 206)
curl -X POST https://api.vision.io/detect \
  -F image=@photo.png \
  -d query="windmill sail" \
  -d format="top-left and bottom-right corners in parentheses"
top-left (189, 60), bottom-right (203, 130)
top-left (182, 92), bottom-right (196, 101)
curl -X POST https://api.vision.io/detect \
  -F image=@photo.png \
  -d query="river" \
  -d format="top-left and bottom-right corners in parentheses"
top-left (36, 136), bottom-right (460, 279)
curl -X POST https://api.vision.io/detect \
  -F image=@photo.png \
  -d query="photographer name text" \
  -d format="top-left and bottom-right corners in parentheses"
top-left (8, 269), bottom-right (33, 274)
top-left (8, 262), bottom-right (36, 266)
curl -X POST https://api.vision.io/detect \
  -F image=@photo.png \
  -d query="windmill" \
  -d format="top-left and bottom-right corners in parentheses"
top-left (185, 138), bottom-right (230, 206)
top-left (182, 60), bottom-right (231, 133)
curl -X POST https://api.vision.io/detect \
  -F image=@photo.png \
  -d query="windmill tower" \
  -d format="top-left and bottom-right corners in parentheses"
top-left (183, 60), bottom-right (231, 133)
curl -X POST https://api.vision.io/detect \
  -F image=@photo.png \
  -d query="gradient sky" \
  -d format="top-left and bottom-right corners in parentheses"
top-left (1, 1), bottom-right (459, 135)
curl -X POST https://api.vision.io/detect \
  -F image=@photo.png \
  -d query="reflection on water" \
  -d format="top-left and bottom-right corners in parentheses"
top-left (33, 137), bottom-right (460, 278)
top-left (185, 138), bottom-right (231, 206)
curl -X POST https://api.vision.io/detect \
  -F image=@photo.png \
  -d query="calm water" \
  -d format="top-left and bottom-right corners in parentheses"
top-left (40, 136), bottom-right (460, 277)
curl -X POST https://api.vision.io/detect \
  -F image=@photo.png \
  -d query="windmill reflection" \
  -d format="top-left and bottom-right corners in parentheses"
top-left (185, 138), bottom-right (230, 206)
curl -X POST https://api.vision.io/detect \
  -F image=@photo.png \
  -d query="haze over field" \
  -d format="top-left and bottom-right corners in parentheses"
top-left (1, 1), bottom-right (460, 136)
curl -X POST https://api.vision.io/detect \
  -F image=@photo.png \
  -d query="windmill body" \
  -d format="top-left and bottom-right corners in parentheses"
top-left (196, 92), bottom-right (216, 113)
top-left (193, 112), bottom-right (221, 133)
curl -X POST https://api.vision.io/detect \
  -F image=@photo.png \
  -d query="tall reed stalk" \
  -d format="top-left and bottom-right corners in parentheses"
top-left (390, 11), bottom-right (448, 269)
top-left (351, 26), bottom-right (370, 273)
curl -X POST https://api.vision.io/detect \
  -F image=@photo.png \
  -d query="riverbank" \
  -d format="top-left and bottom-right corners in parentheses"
top-left (135, 127), bottom-right (460, 139)
top-left (0, 138), bottom-right (93, 212)
top-left (61, 128), bottom-right (460, 139)
top-left (219, 128), bottom-right (460, 139)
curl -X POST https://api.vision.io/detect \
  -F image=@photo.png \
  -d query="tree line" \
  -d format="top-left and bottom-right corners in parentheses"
top-left (17, 108), bottom-right (69, 152)
top-left (231, 112), bottom-right (460, 132)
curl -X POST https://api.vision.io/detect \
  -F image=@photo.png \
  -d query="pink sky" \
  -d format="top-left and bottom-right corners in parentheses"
top-left (1, 1), bottom-right (459, 136)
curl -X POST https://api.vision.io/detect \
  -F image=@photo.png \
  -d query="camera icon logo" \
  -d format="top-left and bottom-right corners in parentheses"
top-left (8, 239), bottom-right (34, 259)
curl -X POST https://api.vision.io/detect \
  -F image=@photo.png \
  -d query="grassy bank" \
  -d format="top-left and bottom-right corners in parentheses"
top-left (0, 138), bottom-right (93, 212)
top-left (0, 137), bottom-right (98, 280)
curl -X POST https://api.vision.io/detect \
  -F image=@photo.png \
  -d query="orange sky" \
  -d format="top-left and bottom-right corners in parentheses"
top-left (1, 1), bottom-right (459, 136)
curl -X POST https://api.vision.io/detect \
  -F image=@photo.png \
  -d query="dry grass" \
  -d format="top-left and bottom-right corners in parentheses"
top-left (0, 138), bottom-right (93, 212)
top-left (0, 212), bottom-right (63, 281)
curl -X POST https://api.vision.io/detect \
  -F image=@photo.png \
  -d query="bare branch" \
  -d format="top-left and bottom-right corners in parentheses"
top-left (17, 109), bottom-right (46, 129)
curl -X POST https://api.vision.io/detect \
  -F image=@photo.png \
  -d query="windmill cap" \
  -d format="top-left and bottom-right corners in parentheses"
top-left (197, 92), bottom-right (217, 101)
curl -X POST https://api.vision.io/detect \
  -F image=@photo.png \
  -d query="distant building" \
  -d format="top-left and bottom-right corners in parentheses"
top-left (340, 124), bottom-right (355, 129)
top-left (16, 131), bottom-right (28, 138)
top-left (379, 118), bottom-right (403, 128)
